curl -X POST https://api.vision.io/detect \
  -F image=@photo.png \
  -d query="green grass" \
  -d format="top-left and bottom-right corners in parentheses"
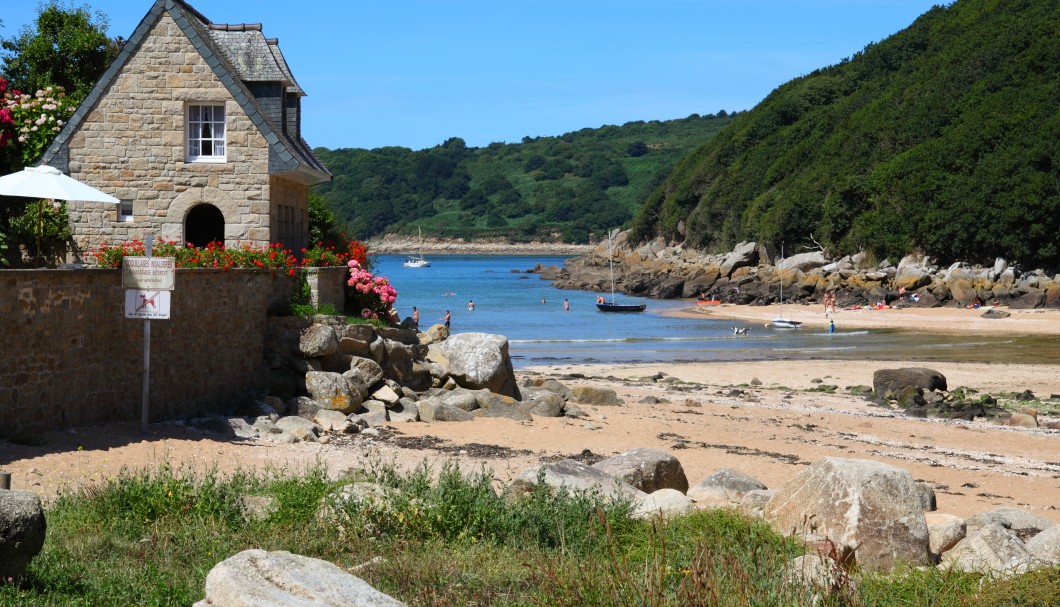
top-left (345, 315), bottom-right (391, 328)
top-left (1, 460), bottom-right (1056, 606)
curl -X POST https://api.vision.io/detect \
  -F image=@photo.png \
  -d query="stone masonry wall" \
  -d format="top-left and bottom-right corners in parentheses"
top-left (269, 175), bottom-right (309, 253)
top-left (62, 11), bottom-right (274, 260)
top-left (304, 267), bottom-right (347, 310)
top-left (0, 268), bottom-right (299, 434)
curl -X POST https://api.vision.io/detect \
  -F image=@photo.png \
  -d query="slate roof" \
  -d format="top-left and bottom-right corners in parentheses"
top-left (207, 24), bottom-right (305, 95)
top-left (41, 0), bottom-right (329, 185)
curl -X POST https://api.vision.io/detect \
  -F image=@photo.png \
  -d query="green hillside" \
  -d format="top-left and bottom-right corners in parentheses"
top-left (312, 113), bottom-right (736, 243)
top-left (630, 0), bottom-right (1060, 270)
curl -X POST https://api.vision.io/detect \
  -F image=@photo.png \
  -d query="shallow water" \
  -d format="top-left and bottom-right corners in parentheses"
top-left (376, 255), bottom-right (1060, 368)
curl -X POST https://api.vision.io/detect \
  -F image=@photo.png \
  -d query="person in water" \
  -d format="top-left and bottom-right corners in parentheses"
top-left (829, 319), bottom-right (836, 334)
top-left (443, 310), bottom-right (450, 328)
top-left (563, 299), bottom-right (570, 311)
top-left (467, 300), bottom-right (475, 311)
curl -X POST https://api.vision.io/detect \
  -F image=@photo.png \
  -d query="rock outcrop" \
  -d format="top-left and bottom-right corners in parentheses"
top-left (540, 232), bottom-right (1060, 311)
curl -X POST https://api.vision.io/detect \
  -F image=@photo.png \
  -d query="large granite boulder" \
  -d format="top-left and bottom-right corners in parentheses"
top-left (522, 389), bottom-right (566, 417)
top-left (192, 549), bottom-right (406, 607)
top-left (509, 459), bottom-right (647, 502)
top-left (764, 457), bottom-right (931, 571)
top-left (925, 513), bottom-right (966, 555)
top-left (872, 368), bottom-right (947, 399)
top-left (1009, 289), bottom-right (1044, 309)
top-left (687, 468), bottom-right (767, 505)
top-left (305, 371), bottom-right (362, 414)
top-left (941, 523), bottom-right (1035, 575)
top-left (633, 489), bottom-right (695, 519)
top-left (299, 325), bottom-right (339, 358)
top-left (0, 490), bottom-right (47, 579)
top-left (349, 357), bottom-right (385, 390)
top-left (778, 251), bottom-right (828, 273)
top-left (570, 386), bottom-right (622, 406)
top-left (431, 333), bottom-right (520, 399)
top-left (965, 507), bottom-right (1055, 536)
top-left (1026, 525), bottom-right (1060, 563)
top-left (591, 448), bottom-right (688, 493)
top-left (416, 398), bottom-right (475, 422)
top-left (719, 242), bottom-right (759, 277)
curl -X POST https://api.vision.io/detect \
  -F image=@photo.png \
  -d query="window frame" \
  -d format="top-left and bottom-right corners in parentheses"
top-left (185, 103), bottom-right (227, 163)
top-left (118, 200), bottom-right (134, 222)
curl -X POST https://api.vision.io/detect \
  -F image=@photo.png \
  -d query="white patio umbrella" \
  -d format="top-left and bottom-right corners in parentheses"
top-left (0, 165), bottom-right (119, 203)
top-left (0, 165), bottom-right (119, 266)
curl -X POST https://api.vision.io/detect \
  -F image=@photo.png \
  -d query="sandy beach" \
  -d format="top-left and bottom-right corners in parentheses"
top-left (2, 305), bottom-right (1057, 525)
top-left (669, 300), bottom-right (1060, 336)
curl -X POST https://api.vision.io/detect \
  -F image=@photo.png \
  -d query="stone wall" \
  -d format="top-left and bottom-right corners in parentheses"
top-left (270, 176), bottom-right (309, 253)
top-left (303, 267), bottom-right (347, 310)
top-left (60, 11), bottom-right (291, 260)
top-left (0, 268), bottom-right (305, 434)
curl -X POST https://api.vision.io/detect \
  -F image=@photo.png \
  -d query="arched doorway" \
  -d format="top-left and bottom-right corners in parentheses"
top-left (184, 204), bottom-right (225, 248)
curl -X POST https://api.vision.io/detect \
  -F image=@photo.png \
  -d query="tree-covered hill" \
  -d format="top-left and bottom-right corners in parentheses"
top-left (312, 113), bottom-right (736, 243)
top-left (630, 0), bottom-right (1060, 271)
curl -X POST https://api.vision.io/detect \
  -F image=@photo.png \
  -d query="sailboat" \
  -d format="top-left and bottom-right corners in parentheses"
top-left (596, 229), bottom-right (646, 313)
top-left (403, 226), bottom-right (431, 268)
top-left (770, 244), bottom-right (802, 329)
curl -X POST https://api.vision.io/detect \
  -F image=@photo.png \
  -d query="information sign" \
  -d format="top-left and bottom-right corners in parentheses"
top-left (122, 256), bottom-right (176, 290)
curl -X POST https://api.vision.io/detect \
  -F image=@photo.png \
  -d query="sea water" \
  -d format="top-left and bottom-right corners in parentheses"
top-left (375, 255), bottom-right (1060, 368)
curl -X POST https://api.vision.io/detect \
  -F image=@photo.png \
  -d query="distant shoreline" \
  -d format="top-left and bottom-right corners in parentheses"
top-left (367, 236), bottom-right (592, 256)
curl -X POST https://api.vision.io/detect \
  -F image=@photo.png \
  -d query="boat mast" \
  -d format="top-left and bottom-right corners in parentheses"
top-left (779, 243), bottom-right (784, 315)
top-left (608, 229), bottom-right (617, 304)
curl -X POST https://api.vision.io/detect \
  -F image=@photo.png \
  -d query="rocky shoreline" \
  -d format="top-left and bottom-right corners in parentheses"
top-left (538, 231), bottom-right (1060, 310)
top-left (367, 235), bottom-right (592, 256)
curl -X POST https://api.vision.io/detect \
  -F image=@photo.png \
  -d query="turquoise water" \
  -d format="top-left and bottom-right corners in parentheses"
top-left (375, 255), bottom-right (1060, 368)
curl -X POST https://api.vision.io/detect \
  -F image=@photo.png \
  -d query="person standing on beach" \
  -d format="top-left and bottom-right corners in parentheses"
top-left (412, 306), bottom-right (419, 327)
top-left (563, 298), bottom-right (570, 311)
top-left (443, 310), bottom-right (450, 328)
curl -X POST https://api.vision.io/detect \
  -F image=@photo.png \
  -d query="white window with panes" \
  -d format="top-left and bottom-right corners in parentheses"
top-left (186, 104), bottom-right (226, 162)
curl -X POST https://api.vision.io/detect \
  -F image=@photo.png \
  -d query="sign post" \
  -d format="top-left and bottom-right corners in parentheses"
top-left (122, 235), bottom-right (176, 433)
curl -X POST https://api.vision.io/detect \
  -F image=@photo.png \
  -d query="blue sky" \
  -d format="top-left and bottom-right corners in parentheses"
top-left (3, 0), bottom-right (942, 151)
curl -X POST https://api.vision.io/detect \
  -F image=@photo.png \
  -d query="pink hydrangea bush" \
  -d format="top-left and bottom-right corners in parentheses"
top-left (0, 79), bottom-right (76, 167)
top-left (347, 259), bottom-right (397, 320)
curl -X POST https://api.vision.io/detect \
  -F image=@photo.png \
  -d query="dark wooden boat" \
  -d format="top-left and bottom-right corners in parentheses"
top-left (597, 302), bottom-right (647, 312)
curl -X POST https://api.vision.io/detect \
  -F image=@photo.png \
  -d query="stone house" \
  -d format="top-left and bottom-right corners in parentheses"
top-left (41, 0), bottom-right (330, 261)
